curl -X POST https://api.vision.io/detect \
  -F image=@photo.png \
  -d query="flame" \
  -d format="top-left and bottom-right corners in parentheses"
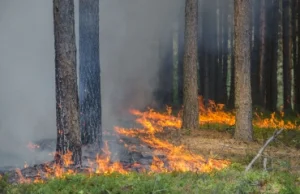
top-left (116, 108), bottom-right (231, 173)
top-left (127, 97), bottom-right (299, 130)
top-left (19, 96), bottom-right (299, 184)
top-left (94, 141), bottom-right (128, 175)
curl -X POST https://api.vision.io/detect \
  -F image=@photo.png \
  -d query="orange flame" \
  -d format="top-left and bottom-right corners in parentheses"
top-left (20, 96), bottom-right (298, 184)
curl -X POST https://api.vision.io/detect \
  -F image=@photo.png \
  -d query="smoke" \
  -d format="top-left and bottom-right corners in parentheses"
top-left (0, 0), bottom-right (182, 167)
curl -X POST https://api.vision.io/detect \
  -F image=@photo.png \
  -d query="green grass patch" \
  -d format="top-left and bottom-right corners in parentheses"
top-left (1, 165), bottom-right (299, 194)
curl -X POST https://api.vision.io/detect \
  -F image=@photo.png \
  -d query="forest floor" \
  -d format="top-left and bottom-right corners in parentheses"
top-left (161, 127), bottom-right (300, 173)
top-left (1, 110), bottom-right (300, 193)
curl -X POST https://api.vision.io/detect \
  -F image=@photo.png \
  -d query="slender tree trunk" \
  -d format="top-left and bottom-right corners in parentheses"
top-left (216, 0), bottom-right (223, 103)
top-left (296, 0), bottom-right (300, 113)
top-left (228, 8), bottom-right (235, 109)
top-left (182, 0), bottom-right (199, 130)
top-left (229, 56), bottom-right (235, 108)
top-left (198, 0), bottom-right (205, 97)
top-left (53, 0), bottom-right (82, 166)
top-left (282, 0), bottom-right (292, 110)
top-left (292, 0), bottom-right (297, 82)
top-left (221, 0), bottom-right (229, 104)
top-left (178, 7), bottom-right (185, 107)
top-left (258, 0), bottom-right (266, 108)
top-left (158, 29), bottom-right (174, 106)
top-left (251, 0), bottom-right (261, 106)
top-left (202, 0), bottom-right (216, 105)
top-left (210, 0), bottom-right (218, 102)
top-left (269, 0), bottom-right (279, 111)
top-left (234, 0), bottom-right (253, 141)
top-left (79, 0), bottom-right (102, 147)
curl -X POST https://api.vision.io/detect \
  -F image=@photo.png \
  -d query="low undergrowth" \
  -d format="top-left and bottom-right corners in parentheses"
top-left (1, 165), bottom-right (299, 194)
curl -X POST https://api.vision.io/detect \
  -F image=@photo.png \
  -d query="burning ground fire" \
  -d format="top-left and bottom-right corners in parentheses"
top-left (13, 97), bottom-right (299, 183)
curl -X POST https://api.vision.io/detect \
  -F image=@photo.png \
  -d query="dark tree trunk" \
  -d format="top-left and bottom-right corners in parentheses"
top-left (202, 0), bottom-right (217, 105)
top-left (282, 0), bottom-right (292, 110)
top-left (178, 7), bottom-right (185, 106)
top-left (215, 0), bottom-right (223, 103)
top-left (53, 0), bottom-right (82, 166)
top-left (79, 0), bottom-right (102, 147)
top-left (228, 5), bottom-right (235, 109)
top-left (157, 29), bottom-right (174, 106)
top-left (266, 0), bottom-right (279, 111)
top-left (292, 0), bottom-right (297, 83)
top-left (251, 0), bottom-right (261, 106)
top-left (220, 0), bottom-right (229, 104)
top-left (296, 0), bottom-right (300, 113)
top-left (182, 0), bottom-right (199, 130)
top-left (258, 0), bottom-right (266, 108)
top-left (198, 0), bottom-right (205, 97)
top-left (234, 0), bottom-right (253, 141)
top-left (210, 0), bottom-right (218, 102)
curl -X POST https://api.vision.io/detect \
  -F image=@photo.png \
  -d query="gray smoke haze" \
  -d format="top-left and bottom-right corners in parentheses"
top-left (0, 0), bottom-right (182, 167)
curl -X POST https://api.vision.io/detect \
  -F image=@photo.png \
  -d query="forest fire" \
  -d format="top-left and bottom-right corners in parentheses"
top-left (11, 98), bottom-right (299, 184)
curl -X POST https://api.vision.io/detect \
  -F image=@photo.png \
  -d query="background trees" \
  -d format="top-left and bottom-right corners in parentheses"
top-left (159, 0), bottom-right (299, 140)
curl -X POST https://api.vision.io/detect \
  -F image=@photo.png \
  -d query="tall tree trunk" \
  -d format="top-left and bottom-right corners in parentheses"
top-left (228, 6), bottom-right (235, 109)
top-left (292, 0), bottom-right (297, 83)
top-left (79, 0), bottom-right (102, 147)
top-left (221, 0), bottom-right (229, 104)
top-left (234, 0), bottom-right (253, 141)
top-left (282, 0), bottom-right (292, 110)
top-left (251, 0), bottom-right (261, 106)
top-left (268, 0), bottom-right (279, 111)
top-left (202, 0), bottom-right (217, 105)
top-left (182, 0), bottom-right (199, 130)
top-left (258, 0), bottom-right (266, 108)
top-left (158, 29), bottom-right (174, 107)
top-left (296, 0), bottom-right (300, 113)
top-left (178, 6), bottom-right (185, 107)
top-left (198, 0), bottom-right (205, 97)
top-left (210, 0), bottom-right (218, 102)
top-left (216, 0), bottom-right (223, 103)
top-left (53, 0), bottom-right (82, 166)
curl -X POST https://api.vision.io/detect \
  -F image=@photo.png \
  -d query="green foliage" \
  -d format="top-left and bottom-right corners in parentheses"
top-left (2, 166), bottom-right (300, 194)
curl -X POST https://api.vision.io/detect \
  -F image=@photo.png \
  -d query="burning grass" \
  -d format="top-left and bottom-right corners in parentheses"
top-left (4, 97), bottom-right (300, 186)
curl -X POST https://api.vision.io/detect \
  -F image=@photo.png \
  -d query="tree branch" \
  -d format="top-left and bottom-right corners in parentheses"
top-left (245, 129), bottom-right (284, 172)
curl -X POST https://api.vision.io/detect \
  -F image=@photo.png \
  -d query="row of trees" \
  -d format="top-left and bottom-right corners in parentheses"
top-left (181, 0), bottom-right (253, 141)
top-left (158, 0), bottom-right (300, 114)
top-left (52, 0), bottom-right (300, 165)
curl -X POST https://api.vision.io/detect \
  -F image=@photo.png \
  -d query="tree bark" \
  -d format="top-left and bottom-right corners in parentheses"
top-left (182, 0), bottom-right (199, 130)
top-left (53, 0), bottom-right (82, 166)
top-left (228, 6), bottom-right (235, 109)
top-left (221, 0), bottom-right (229, 104)
top-left (251, 0), bottom-right (261, 106)
top-left (234, 0), bottom-right (253, 141)
top-left (198, 0), bottom-right (205, 97)
top-left (267, 0), bottom-right (279, 111)
top-left (178, 6), bottom-right (185, 107)
top-left (79, 0), bottom-right (102, 147)
top-left (296, 0), bottom-right (300, 113)
top-left (160, 28), bottom-right (174, 106)
top-left (282, 0), bottom-right (292, 110)
top-left (258, 0), bottom-right (266, 108)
